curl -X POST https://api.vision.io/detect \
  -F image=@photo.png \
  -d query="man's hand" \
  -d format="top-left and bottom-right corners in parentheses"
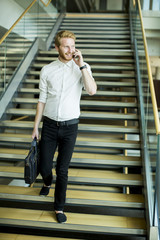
top-left (31, 101), bottom-right (45, 140)
top-left (73, 49), bottom-right (84, 67)
top-left (32, 127), bottom-right (39, 140)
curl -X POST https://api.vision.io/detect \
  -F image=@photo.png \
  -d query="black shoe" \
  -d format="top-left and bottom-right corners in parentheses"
top-left (55, 212), bottom-right (67, 223)
top-left (40, 186), bottom-right (50, 196)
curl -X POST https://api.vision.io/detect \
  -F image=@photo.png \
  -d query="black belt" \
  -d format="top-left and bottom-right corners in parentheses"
top-left (44, 117), bottom-right (79, 126)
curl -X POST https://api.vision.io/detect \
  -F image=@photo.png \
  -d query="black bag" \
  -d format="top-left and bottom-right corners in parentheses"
top-left (24, 137), bottom-right (40, 184)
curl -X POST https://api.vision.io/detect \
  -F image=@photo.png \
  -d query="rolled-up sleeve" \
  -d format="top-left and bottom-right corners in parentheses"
top-left (39, 67), bottom-right (48, 103)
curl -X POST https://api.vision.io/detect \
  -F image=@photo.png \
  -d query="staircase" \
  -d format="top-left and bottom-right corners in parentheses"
top-left (0, 13), bottom-right (147, 239)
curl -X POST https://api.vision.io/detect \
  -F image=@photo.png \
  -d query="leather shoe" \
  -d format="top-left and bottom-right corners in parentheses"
top-left (39, 186), bottom-right (50, 196)
top-left (55, 212), bottom-right (67, 223)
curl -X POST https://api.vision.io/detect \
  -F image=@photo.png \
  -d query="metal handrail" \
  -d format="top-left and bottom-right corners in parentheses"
top-left (40, 0), bottom-right (52, 7)
top-left (0, 0), bottom-right (52, 45)
top-left (137, 0), bottom-right (160, 135)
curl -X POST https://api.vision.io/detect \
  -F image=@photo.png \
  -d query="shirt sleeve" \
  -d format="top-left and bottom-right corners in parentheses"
top-left (38, 67), bottom-right (48, 103)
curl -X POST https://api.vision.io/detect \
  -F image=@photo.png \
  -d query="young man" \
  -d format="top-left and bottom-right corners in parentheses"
top-left (32, 30), bottom-right (97, 223)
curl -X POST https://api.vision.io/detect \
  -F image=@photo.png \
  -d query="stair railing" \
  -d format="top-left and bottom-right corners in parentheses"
top-left (0, 0), bottom-right (65, 100)
top-left (130, 0), bottom-right (160, 238)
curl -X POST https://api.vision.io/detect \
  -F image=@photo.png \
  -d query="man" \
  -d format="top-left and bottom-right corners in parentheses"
top-left (32, 30), bottom-right (97, 223)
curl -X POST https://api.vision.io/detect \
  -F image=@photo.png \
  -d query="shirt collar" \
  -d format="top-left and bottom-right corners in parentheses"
top-left (57, 58), bottom-right (73, 68)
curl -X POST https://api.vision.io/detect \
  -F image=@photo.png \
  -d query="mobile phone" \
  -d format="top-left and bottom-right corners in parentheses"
top-left (73, 54), bottom-right (79, 60)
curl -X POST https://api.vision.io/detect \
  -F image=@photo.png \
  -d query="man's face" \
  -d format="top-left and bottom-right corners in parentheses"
top-left (56, 37), bottom-right (75, 62)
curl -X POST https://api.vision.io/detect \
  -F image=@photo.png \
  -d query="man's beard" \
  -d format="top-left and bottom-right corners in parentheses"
top-left (59, 49), bottom-right (73, 61)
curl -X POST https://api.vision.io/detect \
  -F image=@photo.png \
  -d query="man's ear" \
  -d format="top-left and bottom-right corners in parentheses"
top-left (55, 44), bottom-right (59, 51)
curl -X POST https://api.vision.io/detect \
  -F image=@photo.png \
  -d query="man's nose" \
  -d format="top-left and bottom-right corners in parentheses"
top-left (68, 47), bottom-right (72, 52)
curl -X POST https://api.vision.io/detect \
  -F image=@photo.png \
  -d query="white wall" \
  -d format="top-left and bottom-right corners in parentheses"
top-left (94, 0), bottom-right (123, 11)
top-left (142, 11), bottom-right (160, 56)
top-left (0, 0), bottom-right (24, 30)
top-left (107, 0), bottom-right (123, 11)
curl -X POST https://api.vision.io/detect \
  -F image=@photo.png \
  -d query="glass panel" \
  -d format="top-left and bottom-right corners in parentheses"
top-left (0, 21), bottom-right (30, 99)
top-left (0, 0), bottom-right (64, 99)
top-left (130, 0), bottom-right (159, 225)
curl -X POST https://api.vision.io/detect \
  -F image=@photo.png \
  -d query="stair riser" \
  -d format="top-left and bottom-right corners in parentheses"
top-left (0, 223), bottom-right (146, 240)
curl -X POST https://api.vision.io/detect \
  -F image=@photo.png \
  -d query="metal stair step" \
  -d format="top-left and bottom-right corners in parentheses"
top-left (0, 120), bottom-right (140, 134)
top-left (14, 26), bottom-right (55, 30)
top-left (62, 23), bottom-right (129, 28)
top-left (62, 20), bottom-right (129, 25)
top-left (39, 49), bottom-right (133, 56)
top-left (0, 233), bottom-right (70, 240)
top-left (63, 19), bottom-right (129, 24)
top-left (23, 79), bottom-right (136, 87)
top-left (36, 56), bottom-right (134, 64)
top-left (55, 32), bottom-right (131, 38)
top-left (27, 70), bottom-right (135, 79)
top-left (0, 133), bottom-right (140, 150)
top-left (18, 88), bottom-right (137, 97)
top-left (0, 148), bottom-right (141, 167)
top-left (76, 39), bottom-right (131, 43)
top-left (31, 63), bottom-right (134, 71)
top-left (65, 14), bottom-right (129, 20)
top-left (69, 44), bottom-right (131, 49)
top-left (5, 109), bottom-right (138, 120)
top-left (60, 26), bottom-right (130, 32)
top-left (12, 98), bottom-right (137, 108)
top-left (0, 166), bottom-right (143, 187)
top-left (0, 185), bottom-right (144, 209)
top-left (0, 208), bottom-right (146, 237)
top-left (0, 43), bottom-right (31, 48)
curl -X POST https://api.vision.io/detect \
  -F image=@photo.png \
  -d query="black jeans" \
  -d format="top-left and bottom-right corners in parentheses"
top-left (40, 117), bottom-right (78, 211)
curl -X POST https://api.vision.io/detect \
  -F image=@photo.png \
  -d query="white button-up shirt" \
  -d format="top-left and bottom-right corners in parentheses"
top-left (39, 58), bottom-right (92, 121)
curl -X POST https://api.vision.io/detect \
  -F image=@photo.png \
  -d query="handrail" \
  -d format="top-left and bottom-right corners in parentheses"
top-left (137, 0), bottom-right (160, 135)
top-left (0, 0), bottom-right (52, 45)
top-left (133, 0), bottom-right (136, 7)
top-left (40, 0), bottom-right (52, 7)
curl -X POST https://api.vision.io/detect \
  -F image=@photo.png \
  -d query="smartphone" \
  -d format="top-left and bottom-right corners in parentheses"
top-left (73, 54), bottom-right (79, 60)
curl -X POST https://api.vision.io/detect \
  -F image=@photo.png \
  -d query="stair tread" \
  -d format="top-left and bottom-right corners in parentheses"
top-left (0, 185), bottom-right (144, 204)
top-left (65, 13), bottom-right (129, 18)
top-left (0, 147), bottom-right (141, 164)
top-left (0, 166), bottom-right (143, 182)
top-left (36, 57), bottom-right (134, 63)
top-left (70, 44), bottom-right (131, 49)
top-left (59, 29), bottom-right (130, 35)
top-left (0, 207), bottom-right (146, 231)
top-left (32, 63), bottom-right (134, 70)
top-left (6, 109), bottom-right (138, 120)
top-left (39, 50), bottom-right (133, 56)
top-left (0, 148), bottom-right (141, 167)
top-left (24, 79), bottom-right (136, 87)
top-left (12, 98), bottom-right (137, 107)
top-left (60, 23), bottom-right (130, 27)
top-left (0, 148), bottom-right (141, 160)
top-left (64, 19), bottom-right (129, 23)
top-left (0, 233), bottom-right (71, 240)
top-left (60, 26), bottom-right (130, 30)
top-left (0, 133), bottom-right (140, 149)
top-left (18, 88), bottom-right (137, 96)
top-left (27, 71), bottom-right (135, 78)
top-left (0, 120), bottom-right (139, 133)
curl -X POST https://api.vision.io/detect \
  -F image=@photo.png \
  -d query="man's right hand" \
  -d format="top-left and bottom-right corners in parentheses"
top-left (32, 128), bottom-right (39, 140)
